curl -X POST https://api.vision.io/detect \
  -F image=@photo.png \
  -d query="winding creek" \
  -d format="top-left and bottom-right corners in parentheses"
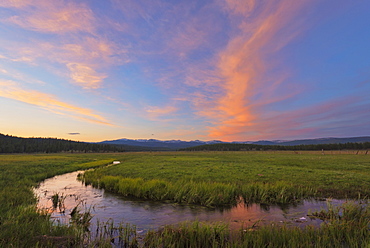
top-left (33, 170), bottom-right (347, 233)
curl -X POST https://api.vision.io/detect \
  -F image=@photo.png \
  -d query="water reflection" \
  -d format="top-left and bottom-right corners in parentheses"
top-left (33, 171), bottom-right (344, 231)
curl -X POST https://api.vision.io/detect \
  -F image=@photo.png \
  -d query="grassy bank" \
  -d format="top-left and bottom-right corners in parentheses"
top-left (81, 151), bottom-right (370, 206)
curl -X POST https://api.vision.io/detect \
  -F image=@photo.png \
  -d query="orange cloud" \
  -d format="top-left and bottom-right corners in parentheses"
top-left (0, 80), bottom-right (112, 125)
top-left (204, 0), bottom-right (310, 141)
top-left (67, 63), bottom-right (106, 89)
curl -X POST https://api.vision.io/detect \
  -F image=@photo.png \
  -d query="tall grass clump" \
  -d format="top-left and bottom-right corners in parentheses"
top-left (241, 181), bottom-right (317, 205)
top-left (172, 180), bottom-right (239, 207)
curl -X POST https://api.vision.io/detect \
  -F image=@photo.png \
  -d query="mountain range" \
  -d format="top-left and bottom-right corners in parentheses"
top-left (99, 136), bottom-right (370, 150)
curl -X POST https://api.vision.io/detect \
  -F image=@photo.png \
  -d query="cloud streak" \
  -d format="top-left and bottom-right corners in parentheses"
top-left (0, 80), bottom-right (112, 125)
top-left (200, 0), bottom-right (311, 141)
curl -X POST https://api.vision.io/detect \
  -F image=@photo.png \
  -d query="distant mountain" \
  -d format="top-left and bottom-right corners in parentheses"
top-left (99, 138), bottom-right (224, 150)
top-left (99, 136), bottom-right (370, 150)
top-left (251, 137), bottom-right (370, 146)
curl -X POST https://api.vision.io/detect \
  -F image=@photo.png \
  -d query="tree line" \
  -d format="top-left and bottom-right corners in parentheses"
top-left (179, 142), bottom-right (370, 152)
top-left (0, 134), bottom-right (126, 153)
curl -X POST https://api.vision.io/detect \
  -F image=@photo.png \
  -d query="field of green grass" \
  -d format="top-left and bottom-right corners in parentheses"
top-left (82, 151), bottom-right (370, 206)
top-left (0, 151), bottom-right (369, 247)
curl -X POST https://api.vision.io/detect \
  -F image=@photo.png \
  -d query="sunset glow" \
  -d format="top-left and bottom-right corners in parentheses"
top-left (0, 0), bottom-right (369, 142)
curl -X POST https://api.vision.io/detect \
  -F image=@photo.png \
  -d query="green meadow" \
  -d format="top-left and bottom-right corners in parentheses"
top-left (82, 151), bottom-right (370, 206)
top-left (0, 151), bottom-right (369, 247)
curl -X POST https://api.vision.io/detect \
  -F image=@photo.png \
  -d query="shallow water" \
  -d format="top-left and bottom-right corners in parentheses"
top-left (33, 171), bottom-right (346, 232)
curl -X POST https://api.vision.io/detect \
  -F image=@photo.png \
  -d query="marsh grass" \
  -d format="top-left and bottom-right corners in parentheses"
top-left (240, 181), bottom-right (317, 205)
top-left (70, 203), bottom-right (93, 232)
top-left (51, 192), bottom-right (67, 213)
top-left (84, 220), bottom-right (139, 248)
top-left (309, 199), bottom-right (369, 223)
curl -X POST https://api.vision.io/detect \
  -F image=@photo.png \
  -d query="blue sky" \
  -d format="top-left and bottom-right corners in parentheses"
top-left (0, 0), bottom-right (369, 142)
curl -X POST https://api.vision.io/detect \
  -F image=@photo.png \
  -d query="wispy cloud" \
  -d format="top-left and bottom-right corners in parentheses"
top-left (145, 105), bottom-right (178, 120)
top-left (66, 63), bottom-right (106, 89)
top-left (200, 0), bottom-right (311, 141)
top-left (0, 80), bottom-right (112, 125)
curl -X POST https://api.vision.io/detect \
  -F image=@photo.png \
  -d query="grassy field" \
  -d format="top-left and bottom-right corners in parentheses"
top-left (0, 151), bottom-right (369, 247)
top-left (82, 151), bottom-right (370, 206)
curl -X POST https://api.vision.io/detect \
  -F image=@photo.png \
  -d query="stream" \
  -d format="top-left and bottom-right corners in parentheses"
top-left (33, 170), bottom-right (346, 233)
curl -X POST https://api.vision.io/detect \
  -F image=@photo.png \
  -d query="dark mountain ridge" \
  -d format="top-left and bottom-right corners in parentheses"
top-left (99, 136), bottom-right (370, 150)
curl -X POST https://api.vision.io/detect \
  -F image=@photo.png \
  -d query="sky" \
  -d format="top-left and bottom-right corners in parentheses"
top-left (0, 0), bottom-right (369, 142)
